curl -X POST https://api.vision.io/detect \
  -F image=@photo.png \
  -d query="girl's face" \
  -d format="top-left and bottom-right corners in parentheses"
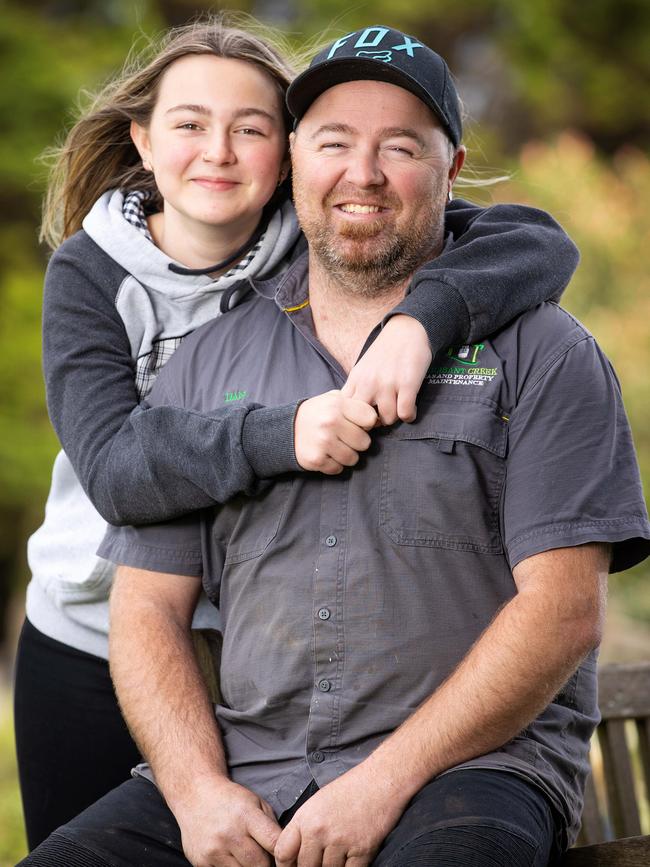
top-left (132, 54), bottom-right (289, 241)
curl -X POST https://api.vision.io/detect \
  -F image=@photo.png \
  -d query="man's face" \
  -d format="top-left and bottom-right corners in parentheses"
top-left (290, 80), bottom-right (464, 292)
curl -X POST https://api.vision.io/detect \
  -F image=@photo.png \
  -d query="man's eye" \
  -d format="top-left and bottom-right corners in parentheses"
top-left (321, 142), bottom-right (346, 150)
top-left (237, 128), bottom-right (264, 136)
top-left (386, 145), bottom-right (414, 156)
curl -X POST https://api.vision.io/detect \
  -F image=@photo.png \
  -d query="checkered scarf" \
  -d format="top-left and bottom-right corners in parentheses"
top-left (122, 190), bottom-right (268, 398)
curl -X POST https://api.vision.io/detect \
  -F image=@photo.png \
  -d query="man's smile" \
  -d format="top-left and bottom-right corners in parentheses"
top-left (337, 203), bottom-right (385, 214)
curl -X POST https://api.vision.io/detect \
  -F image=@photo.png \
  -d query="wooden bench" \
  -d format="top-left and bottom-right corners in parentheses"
top-left (563, 662), bottom-right (650, 865)
top-left (193, 633), bottom-right (650, 864)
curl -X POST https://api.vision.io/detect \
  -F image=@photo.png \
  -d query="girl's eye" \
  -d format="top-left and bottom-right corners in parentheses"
top-left (178, 122), bottom-right (201, 131)
top-left (236, 127), bottom-right (265, 136)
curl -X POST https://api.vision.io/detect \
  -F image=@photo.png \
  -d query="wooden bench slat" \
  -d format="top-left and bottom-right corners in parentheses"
top-left (563, 834), bottom-right (650, 866)
top-left (598, 665), bottom-right (650, 719)
top-left (598, 719), bottom-right (642, 839)
top-left (636, 717), bottom-right (650, 806)
top-left (192, 629), bottom-right (222, 705)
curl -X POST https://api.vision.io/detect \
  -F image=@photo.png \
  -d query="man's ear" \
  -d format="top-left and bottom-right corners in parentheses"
top-left (449, 145), bottom-right (466, 186)
top-left (279, 154), bottom-right (291, 184)
top-left (130, 120), bottom-right (152, 168)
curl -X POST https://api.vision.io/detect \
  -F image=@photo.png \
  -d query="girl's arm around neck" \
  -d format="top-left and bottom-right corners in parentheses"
top-left (388, 199), bottom-right (580, 353)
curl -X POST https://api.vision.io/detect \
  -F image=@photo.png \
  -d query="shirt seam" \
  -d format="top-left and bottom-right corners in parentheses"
top-left (509, 515), bottom-right (648, 549)
top-left (516, 331), bottom-right (591, 403)
top-left (114, 272), bottom-right (133, 308)
top-left (103, 540), bottom-right (202, 561)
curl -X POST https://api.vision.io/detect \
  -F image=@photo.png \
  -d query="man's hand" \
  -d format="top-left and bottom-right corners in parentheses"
top-left (342, 314), bottom-right (432, 426)
top-left (173, 776), bottom-right (281, 867)
top-left (274, 765), bottom-right (405, 867)
top-left (294, 390), bottom-right (377, 474)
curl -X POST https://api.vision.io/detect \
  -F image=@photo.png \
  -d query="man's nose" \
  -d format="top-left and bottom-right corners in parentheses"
top-left (344, 147), bottom-right (385, 187)
top-left (202, 131), bottom-right (236, 165)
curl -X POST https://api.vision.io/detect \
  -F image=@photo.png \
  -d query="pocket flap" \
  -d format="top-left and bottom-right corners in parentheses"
top-left (387, 401), bottom-right (508, 458)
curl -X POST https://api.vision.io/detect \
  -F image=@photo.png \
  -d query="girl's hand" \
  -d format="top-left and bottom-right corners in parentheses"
top-left (294, 391), bottom-right (377, 474)
top-left (342, 315), bottom-right (432, 425)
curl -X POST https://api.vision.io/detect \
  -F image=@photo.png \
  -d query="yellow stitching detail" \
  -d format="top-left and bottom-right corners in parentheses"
top-left (283, 299), bottom-right (310, 313)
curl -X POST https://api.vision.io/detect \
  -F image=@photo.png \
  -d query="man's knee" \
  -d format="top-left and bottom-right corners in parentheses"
top-left (382, 823), bottom-right (540, 867)
top-left (373, 770), bottom-right (559, 867)
top-left (16, 777), bottom-right (184, 867)
top-left (17, 832), bottom-right (112, 867)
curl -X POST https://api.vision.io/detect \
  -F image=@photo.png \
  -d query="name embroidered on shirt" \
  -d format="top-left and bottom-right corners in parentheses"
top-left (224, 390), bottom-right (247, 402)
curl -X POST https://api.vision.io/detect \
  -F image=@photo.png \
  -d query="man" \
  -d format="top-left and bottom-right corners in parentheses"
top-left (21, 25), bottom-right (650, 867)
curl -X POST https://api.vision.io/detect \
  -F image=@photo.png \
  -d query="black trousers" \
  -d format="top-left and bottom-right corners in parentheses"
top-left (18, 769), bottom-right (563, 866)
top-left (13, 618), bottom-right (142, 850)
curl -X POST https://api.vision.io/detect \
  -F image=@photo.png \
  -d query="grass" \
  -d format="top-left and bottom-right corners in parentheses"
top-left (0, 690), bottom-right (27, 866)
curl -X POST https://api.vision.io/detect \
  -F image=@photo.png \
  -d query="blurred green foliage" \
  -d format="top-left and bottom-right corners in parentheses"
top-left (0, 1), bottom-right (159, 514)
top-left (0, 696), bottom-right (26, 864)
top-left (294, 0), bottom-right (650, 153)
top-left (0, 1), bottom-right (160, 200)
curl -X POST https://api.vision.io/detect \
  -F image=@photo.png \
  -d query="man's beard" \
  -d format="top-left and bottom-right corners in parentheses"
top-left (295, 186), bottom-right (445, 298)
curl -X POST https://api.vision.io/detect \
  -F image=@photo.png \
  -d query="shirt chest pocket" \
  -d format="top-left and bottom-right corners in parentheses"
top-left (379, 403), bottom-right (508, 553)
top-left (217, 480), bottom-right (294, 566)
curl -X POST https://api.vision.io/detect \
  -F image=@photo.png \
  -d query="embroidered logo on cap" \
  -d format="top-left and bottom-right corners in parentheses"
top-left (356, 50), bottom-right (392, 62)
top-left (326, 27), bottom-right (424, 62)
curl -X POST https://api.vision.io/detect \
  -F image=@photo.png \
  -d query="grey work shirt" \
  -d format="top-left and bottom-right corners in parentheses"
top-left (100, 252), bottom-right (650, 845)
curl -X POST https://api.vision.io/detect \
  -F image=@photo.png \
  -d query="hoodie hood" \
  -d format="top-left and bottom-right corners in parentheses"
top-left (81, 188), bottom-right (301, 371)
top-left (83, 189), bottom-right (301, 301)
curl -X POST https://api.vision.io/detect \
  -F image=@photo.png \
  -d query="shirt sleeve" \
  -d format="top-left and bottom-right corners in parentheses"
top-left (43, 236), bottom-right (300, 527)
top-left (97, 511), bottom-right (204, 577)
top-left (387, 200), bottom-right (580, 354)
top-left (503, 335), bottom-right (650, 572)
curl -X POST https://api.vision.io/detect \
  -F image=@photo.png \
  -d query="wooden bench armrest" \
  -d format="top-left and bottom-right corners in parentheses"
top-left (562, 834), bottom-right (650, 866)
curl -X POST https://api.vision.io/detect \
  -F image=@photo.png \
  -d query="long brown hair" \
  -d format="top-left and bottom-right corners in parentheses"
top-left (40, 13), bottom-right (300, 250)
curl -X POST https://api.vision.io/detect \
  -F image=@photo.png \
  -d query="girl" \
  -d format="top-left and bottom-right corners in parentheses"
top-left (14, 13), bottom-right (579, 850)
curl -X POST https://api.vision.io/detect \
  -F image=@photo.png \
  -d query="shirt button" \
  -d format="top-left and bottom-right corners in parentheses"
top-left (318, 679), bottom-right (332, 692)
top-left (325, 535), bottom-right (337, 547)
top-left (317, 608), bottom-right (331, 621)
top-left (311, 750), bottom-right (325, 763)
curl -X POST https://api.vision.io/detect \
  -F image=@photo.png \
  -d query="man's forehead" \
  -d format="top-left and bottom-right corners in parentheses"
top-left (301, 79), bottom-right (442, 132)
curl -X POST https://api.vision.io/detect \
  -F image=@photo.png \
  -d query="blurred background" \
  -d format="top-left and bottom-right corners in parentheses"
top-left (0, 0), bottom-right (648, 861)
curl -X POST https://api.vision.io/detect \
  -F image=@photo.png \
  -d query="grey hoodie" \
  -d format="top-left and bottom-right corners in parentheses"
top-left (27, 189), bottom-right (302, 657)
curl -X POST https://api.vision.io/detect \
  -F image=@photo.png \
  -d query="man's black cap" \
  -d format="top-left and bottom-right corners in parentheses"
top-left (286, 25), bottom-right (463, 147)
